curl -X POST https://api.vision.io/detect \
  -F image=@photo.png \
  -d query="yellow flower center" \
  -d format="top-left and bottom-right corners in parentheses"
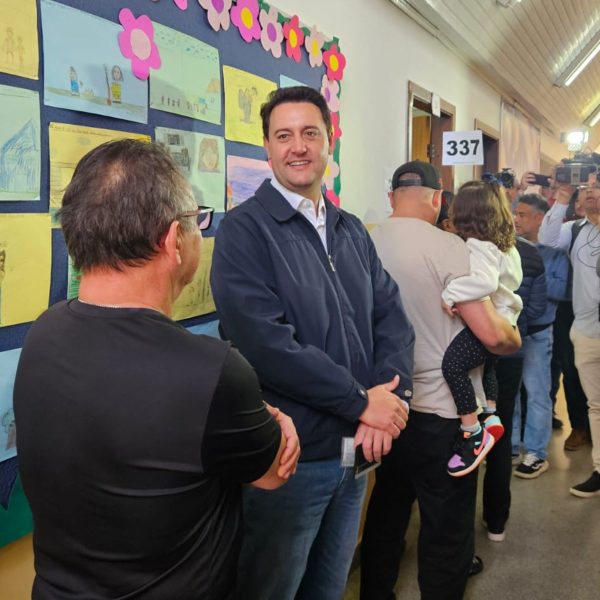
top-left (131, 29), bottom-right (151, 60)
top-left (311, 40), bottom-right (319, 55)
top-left (329, 55), bottom-right (339, 71)
top-left (289, 29), bottom-right (297, 47)
top-left (241, 7), bottom-right (253, 29)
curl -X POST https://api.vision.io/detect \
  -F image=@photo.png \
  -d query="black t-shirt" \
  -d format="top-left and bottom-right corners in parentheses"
top-left (14, 300), bottom-right (281, 600)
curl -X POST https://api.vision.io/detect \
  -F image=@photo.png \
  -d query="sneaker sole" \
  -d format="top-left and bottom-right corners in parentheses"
top-left (487, 530), bottom-right (506, 542)
top-left (569, 487), bottom-right (600, 498)
top-left (448, 433), bottom-right (495, 478)
top-left (485, 423), bottom-right (505, 441)
top-left (514, 460), bottom-right (549, 479)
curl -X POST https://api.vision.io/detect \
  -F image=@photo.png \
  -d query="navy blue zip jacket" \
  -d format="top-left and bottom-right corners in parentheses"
top-left (514, 238), bottom-right (547, 337)
top-left (211, 180), bottom-right (415, 461)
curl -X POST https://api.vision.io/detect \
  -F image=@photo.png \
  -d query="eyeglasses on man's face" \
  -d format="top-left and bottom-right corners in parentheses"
top-left (177, 205), bottom-right (214, 231)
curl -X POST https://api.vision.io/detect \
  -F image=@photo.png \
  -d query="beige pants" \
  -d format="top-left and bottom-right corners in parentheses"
top-left (571, 327), bottom-right (600, 472)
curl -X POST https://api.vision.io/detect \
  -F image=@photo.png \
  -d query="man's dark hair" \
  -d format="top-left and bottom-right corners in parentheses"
top-left (59, 139), bottom-right (195, 272)
top-left (260, 86), bottom-right (332, 139)
top-left (519, 193), bottom-right (549, 214)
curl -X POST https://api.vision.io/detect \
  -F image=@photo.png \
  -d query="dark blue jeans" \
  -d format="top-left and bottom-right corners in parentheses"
top-left (236, 458), bottom-right (366, 600)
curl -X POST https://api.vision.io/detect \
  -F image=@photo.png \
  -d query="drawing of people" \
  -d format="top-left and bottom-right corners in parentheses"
top-left (69, 66), bottom-right (80, 96)
top-left (16, 36), bottom-right (24, 68)
top-left (3, 27), bottom-right (15, 64)
top-left (238, 87), bottom-right (258, 123)
top-left (198, 138), bottom-right (220, 172)
top-left (2, 408), bottom-right (16, 451)
top-left (111, 65), bottom-right (123, 104)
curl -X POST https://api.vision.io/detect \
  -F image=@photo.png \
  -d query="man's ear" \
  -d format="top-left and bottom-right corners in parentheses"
top-left (432, 189), bottom-right (442, 210)
top-left (388, 190), bottom-right (394, 209)
top-left (163, 220), bottom-right (183, 266)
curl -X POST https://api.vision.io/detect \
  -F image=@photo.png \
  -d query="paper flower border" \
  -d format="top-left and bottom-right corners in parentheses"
top-left (193, 0), bottom-right (345, 200)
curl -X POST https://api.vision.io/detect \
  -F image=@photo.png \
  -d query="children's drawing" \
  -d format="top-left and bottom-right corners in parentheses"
top-left (227, 155), bottom-right (272, 209)
top-left (41, 0), bottom-right (147, 124)
top-left (150, 24), bottom-right (221, 125)
top-left (0, 84), bottom-right (40, 201)
top-left (0, 0), bottom-right (39, 79)
top-left (0, 348), bottom-right (21, 463)
top-left (224, 66), bottom-right (276, 146)
top-left (156, 127), bottom-right (225, 211)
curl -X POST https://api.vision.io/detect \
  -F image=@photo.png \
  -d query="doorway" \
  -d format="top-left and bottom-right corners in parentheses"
top-left (407, 82), bottom-right (455, 191)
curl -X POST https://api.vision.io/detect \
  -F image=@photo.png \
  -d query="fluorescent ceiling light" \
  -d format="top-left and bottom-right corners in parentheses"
top-left (566, 130), bottom-right (589, 145)
top-left (586, 105), bottom-right (600, 128)
top-left (555, 30), bottom-right (600, 87)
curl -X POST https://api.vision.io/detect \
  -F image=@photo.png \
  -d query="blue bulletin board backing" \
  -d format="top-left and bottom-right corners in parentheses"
top-left (0, 0), bottom-right (342, 546)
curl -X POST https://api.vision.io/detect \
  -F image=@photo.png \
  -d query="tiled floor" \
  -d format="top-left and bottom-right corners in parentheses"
top-left (343, 393), bottom-right (600, 600)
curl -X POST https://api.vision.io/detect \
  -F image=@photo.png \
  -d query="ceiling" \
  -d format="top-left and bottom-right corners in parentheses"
top-left (390, 0), bottom-right (600, 151)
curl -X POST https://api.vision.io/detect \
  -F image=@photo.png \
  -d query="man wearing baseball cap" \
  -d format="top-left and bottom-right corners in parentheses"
top-left (360, 160), bottom-right (521, 600)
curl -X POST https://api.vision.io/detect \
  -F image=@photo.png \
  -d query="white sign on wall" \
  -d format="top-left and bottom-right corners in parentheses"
top-left (442, 130), bottom-right (484, 166)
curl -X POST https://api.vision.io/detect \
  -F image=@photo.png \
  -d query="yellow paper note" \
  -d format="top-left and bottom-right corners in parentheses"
top-left (0, 0), bottom-right (39, 79)
top-left (223, 66), bottom-right (276, 147)
top-left (172, 237), bottom-right (216, 320)
top-left (0, 214), bottom-right (51, 327)
top-left (48, 122), bottom-right (151, 226)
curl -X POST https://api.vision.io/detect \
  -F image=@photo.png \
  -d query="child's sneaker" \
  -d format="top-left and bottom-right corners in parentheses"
top-left (480, 413), bottom-right (504, 442)
top-left (447, 428), bottom-right (495, 477)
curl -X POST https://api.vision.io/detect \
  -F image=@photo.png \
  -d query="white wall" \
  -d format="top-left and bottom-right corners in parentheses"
top-left (273, 0), bottom-right (559, 220)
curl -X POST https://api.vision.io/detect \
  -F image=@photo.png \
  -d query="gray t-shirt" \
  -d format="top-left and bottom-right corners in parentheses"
top-left (371, 217), bottom-right (483, 418)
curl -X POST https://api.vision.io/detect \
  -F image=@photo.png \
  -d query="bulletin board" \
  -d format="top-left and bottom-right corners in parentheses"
top-left (0, 0), bottom-right (345, 547)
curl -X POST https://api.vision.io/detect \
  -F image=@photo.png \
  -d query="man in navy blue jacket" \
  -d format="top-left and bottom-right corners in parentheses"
top-left (211, 86), bottom-right (415, 600)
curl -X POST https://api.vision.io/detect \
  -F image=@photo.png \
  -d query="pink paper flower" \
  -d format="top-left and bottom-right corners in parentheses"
top-left (323, 156), bottom-right (340, 189)
top-left (231, 0), bottom-right (261, 44)
top-left (259, 6), bottom-right (283, 58)
top-left (173, 0), bottom-right (188, 9)
top-left (320, 75), bottom-right (340, 112)
top-left (118, 9), bottom-right (161, 80)
top-left (304, 25), bottom-right (324, 67)
top-left (198, 0), bottom-right (232, 31)
top-left (323, 43), bottom-right (346, 81)
top-left (283, 15), bottom-right (304, 63)
top-left (325, 188), bottom-right (340, 207)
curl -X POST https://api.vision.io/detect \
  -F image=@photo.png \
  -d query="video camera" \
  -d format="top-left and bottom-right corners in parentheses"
top-left (482, 168), bottom-right (516, 189)
top-left (555, 152), bottom-right (600, 186)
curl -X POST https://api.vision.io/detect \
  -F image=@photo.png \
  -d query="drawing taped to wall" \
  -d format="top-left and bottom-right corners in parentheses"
top-left (41, 0), bottom-right (148, 124)
top-left (0, 84), bottom-right (40, 201)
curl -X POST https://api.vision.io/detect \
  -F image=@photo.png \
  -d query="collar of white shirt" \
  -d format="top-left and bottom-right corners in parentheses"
top-left (270, 176), bottom-right (326, 220)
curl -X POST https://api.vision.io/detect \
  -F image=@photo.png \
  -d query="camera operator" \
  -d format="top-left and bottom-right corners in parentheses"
top-left (539, 165), bottom-right (600, 498)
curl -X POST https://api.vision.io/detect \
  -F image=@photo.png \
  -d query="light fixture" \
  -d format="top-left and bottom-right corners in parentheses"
top-left (585, 105), bottom-right (600, 128)
top-left (563, 131), bottom-right (589, 145)
top-left (555, 30), bottom-right (600, 87)
top-left (496, 0), bottom-right (522, 7)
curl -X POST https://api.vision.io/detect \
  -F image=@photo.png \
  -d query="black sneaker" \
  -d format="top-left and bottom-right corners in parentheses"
top-left (447, 428), bottom-right (495, 477)
top-left (570, 471), bottom-right (600, 498)
top-left (514, 453), bottom-right (549, 479)
top-left (468, 555), bottom-right (484, 577)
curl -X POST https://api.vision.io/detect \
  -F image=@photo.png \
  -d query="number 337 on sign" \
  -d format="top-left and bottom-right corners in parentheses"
top-left (442, 130), bottom-right (484, 166)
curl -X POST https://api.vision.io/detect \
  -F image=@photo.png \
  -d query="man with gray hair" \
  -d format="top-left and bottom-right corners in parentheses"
top-left (14, 139), bottom-right (299, 599)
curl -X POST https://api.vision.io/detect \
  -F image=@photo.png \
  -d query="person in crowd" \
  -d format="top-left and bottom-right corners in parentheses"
top-left (522, 173), bottom-right (591, 443)
top-left (211, 86), bottom-right (415, 600)
top-left (539, 169), bottom-right (600, 497)
top-left (482, 235), bottom-right (546, 541)
top-left (361, 161), bottom-right (521, 600)
top-left (440, 181), bottom-right (522, 477)
top-left (511, 194), bottom-right (568, 478)
top-left (14, 140), bottom-right (300, 600)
